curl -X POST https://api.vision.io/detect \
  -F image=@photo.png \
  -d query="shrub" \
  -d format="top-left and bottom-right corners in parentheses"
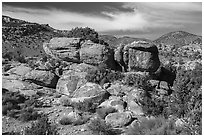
top-left (139, 94), bottom-right (168, 117)
top-left (96, 107), bottom-right (117, 119)
top-left (87, 117), bottom-right (121, 135)
top-left (71, 100), bottom-right (98, 113)
top-left (24, 114), bottom-right (59, 135)
top-left (123, 73), bottom-right (153, 91)
top-left (59, 97), bottom-right (72, 107)
top-left (59, 117), bottom-right (73, 125)
top-left (85, 65), bottom-right (124, 86)
top-left (17, 107), bottom-right (41, 122)
top-left (125, 117), bottom-right (191, 135)
top-left (67, 27), bottom-right (108, 45)
top-left (168, 65), bottom-right (202, 134)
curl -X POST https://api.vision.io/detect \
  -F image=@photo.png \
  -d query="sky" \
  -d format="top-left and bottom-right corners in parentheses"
top-left (2, 2), bottom-right (202, 40)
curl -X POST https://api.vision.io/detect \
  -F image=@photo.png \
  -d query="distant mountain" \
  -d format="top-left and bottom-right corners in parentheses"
top-left (99, 35), bottom-right (151, 49)
top-left (154, 31), bottom-right (202, 47)
top-left (2, 15), bottom-right (67, 59)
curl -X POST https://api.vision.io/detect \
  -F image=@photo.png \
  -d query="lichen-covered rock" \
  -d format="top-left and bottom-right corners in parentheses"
top-left (80, 40), bottom-right (116, 69)
top-left (98, 96), bottom-right (126, 112)
top-left (22, 70), bottom-right (59, 88)
top-left (56, 63), bottom-right (96, 96)
top-left (124, 88), bottom-right (145, 116)
top-left (7, 64), bottom-right (32, 78)
top-left (105, 112), bottom-right (132, 128)
top-left (114, 41), bottom-right (160, 72)
top-left (70, 82), bottom-right (110, 106)
top-left (106, 83), bottom-right (134, 96)
top-left (56, 70), bottom-right (87, 96)
top-left (43, 37), bottom-right (81, 62)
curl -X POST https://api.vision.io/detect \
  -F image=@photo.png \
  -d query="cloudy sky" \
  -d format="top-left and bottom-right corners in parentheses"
top-left (2, 2), bottom-right (202, 40)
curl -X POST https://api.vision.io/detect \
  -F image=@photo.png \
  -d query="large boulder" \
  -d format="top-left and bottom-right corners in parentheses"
top-left (6, 64), bottom-right (33, 78)
top-left (43, 37), bottom-right (81, 62)
top-left (80, 40), bottom-right (116, 69)
top-left (56, 63), bottom-right (96, 96)
top-left (22, 70), bottom-right (59, 88)
top-left (105, 112), bottom-right (132, 128)
top-left (70, 82), bottom-right (110, 106)
top-left (114, 41), bottom-right (160, 72)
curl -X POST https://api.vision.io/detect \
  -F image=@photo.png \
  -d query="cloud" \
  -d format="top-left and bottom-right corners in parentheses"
top-left (2, 2), bottom-right (202, 36)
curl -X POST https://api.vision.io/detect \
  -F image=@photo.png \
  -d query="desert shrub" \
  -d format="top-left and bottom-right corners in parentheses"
top-left (17, 107), bottom-right (41, 122)
top-left (59, 117), bottom-right (73, 125)
top-left (85, 64), bottom-right (124, 86)
top-left (96, 107), bottom-right (117, 119)
top-left (22, 96), bottom-right (43, 108)
top-left (59, 97), bottom-right (72, 107)
top-left (87, 117), bottom-right (121, 135)
top-left (71, 100), bottom-right (98, 113)
top-left (2, 90), bottom-right (26, 115)
top-left (67, 27), bottom-right (108, 45)
top-left (123, 73), bottom-right (153, 91)
top-left (59, 115), bottom-right (89, 126)
top-left (139, 94), bottom-right (168, 117)
top-left (126, 117), bottom-right (191, 135)
top-left (68, 27), bottom-right (98, 41)
top-left (168, 65), bottom-right (202, 134)
top-left (24, 114), bottom-right (59, 135)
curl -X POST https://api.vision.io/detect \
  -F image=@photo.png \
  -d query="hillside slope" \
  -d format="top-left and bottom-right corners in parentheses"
top-left (154, 31), bottom-right (202, 47)
top-left (2, 15), bottom-right (66, 59)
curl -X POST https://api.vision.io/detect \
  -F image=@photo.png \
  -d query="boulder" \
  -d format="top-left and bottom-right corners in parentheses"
top-left (114, 41), bottom-right (160, 72)
top-left (2, 78), bottom-right (28, 92)
top-left (98, 96), bottom-right (126, 112)
top-left (56, 70), bottom-right (87, 96)
top-left (106, 83), bottom-right (134, 96)
top-left (80, 40), bottom-right (116, 69)
top-left (43, 37), bottom-right (81, 62)
top-left (125, 88), bottom-right (145, 116)
top-left (56, 63), bottom-right (96, 96)
top-left (105, 112), bottom-right (132, 128)
top-left (22, 70), bottom-right (59, 88)
top-left (70, 82), bottom-right (110, 106)
top-left (6, 64), bottom-right (33, 78)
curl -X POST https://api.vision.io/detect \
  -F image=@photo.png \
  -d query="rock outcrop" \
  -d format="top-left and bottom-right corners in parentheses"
top-left (80, 40), bottom-right (116, 69)
top-left (43, 37), bottom-right (81, 62)
top-left (105, 112), bottom-right (132, 128)
top-left (114, 41), bottom-right (160, 72)
top-left (22, 69), bottom-right (59, 88)
top-left (56, 63), bottom-right (96, 96)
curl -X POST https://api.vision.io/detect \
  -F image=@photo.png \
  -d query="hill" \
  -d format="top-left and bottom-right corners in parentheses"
top-left (2, 15), bottom-right (66, 59)
top-left (153, 30), bottom-right (202, 47)
top-left (99, 35), bottom-right (152, 49)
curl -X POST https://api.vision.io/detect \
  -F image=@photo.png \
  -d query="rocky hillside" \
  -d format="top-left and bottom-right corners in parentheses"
top-left (154, 30), bottom-right (202, 47)
top-left (2, 15), bottom-right (66, 59)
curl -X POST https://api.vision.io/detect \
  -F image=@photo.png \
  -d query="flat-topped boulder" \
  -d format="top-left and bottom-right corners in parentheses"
top-left (43, 37), bottom-right (81, 62)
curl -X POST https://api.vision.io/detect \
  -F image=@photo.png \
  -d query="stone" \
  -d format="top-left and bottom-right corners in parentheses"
top-left (114, 41), bottom-right (160, 72)
top-left (80, 40), bottom-right (116, 69)
top-left (7, 64), bottom-right (33, 78)
top-left (43, 37), bottom-right (81, 62)
top-left (126, 88), bottom-right (145, 116)
top-left (22, 70), bottom-right (59, 88)
top-left (106, 83), bottom-right (133, 96)
top-left (70, 82), bottom-right (110, 106)
top-left (98, 96), bottom-right (126, 112)
top-left (105, 112), bottom-right (132, 128)
top-left (56, 69), bottom-right (89, 96)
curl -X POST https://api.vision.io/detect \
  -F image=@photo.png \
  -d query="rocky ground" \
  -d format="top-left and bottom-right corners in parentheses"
top-left (2, 16), bottom-right (202, 135)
